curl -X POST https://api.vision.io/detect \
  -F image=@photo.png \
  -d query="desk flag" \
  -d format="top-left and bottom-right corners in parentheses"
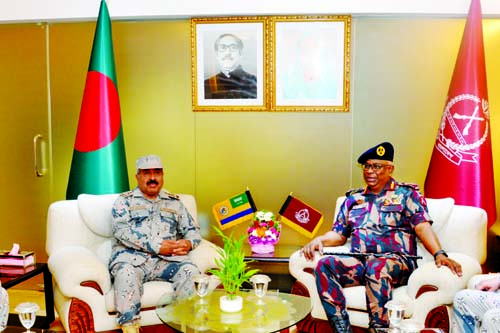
top-left (424, 0), bottom-right (496, 227)
top-left (66, 0), bottom-right (129, 200)
top-left (279, 195), bottom-right (323, 238)
top-left (212, 190), bottom-right (257, 230)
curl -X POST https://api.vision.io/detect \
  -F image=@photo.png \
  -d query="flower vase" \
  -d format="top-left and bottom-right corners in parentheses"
top-left (250, 242), bottom-right (277, 254)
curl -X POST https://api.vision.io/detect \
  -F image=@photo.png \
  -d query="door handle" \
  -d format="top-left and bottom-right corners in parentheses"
top-left (33, 134), bottom-right (47, 177)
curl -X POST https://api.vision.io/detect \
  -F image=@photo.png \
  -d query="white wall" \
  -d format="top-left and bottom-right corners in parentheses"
top-left (2, 0), bottom-right (500, 23)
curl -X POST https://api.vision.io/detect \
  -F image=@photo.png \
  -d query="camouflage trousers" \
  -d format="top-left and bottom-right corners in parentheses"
top-left (314, 254), bottom-right (413, 328)
top-left (110, 256), bottom-right (200, 325)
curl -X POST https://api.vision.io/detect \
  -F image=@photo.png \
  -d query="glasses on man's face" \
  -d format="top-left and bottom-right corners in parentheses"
top-left (218, 44), bottom-right (240, 52)
top-left (362, 163), bottom-right (391, 171)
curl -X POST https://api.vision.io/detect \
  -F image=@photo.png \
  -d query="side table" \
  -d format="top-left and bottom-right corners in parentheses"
top-left (0, 263), bottom-right (55, 329)
top-left (243, 244), bottom-right (301, 293)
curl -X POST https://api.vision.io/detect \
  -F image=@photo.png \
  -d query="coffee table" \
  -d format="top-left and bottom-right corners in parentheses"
top-left (156, 289), bottom-right (311, 332)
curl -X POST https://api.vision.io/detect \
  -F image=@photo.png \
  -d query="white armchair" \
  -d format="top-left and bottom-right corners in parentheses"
top-left (46, 193), bottom-right (221, 333)
top-left (289, 197), bottom-right (487, 332)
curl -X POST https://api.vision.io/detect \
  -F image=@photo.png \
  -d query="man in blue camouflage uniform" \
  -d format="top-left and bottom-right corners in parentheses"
top-left (109, 155), bottom-right (202, 333)
top-left (302, 142), bottom-right (463, 333)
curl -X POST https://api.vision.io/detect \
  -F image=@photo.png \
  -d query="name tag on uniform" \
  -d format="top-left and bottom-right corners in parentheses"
top-left (380, 204), bottom-right (402, 212)
top-left (161, 207), bottom-right (178, 214)
top-left (129, 205), bottom-right (147, 211)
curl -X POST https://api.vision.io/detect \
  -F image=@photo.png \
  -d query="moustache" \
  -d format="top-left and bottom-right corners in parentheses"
top-left (147, 180), bottom-right (159, 186)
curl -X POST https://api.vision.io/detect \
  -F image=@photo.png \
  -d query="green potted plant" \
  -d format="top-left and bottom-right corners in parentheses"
top-left (209, 227), bottom-right (259, 313)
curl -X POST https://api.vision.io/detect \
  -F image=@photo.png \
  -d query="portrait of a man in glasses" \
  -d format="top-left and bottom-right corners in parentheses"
top-left (204, 33), bottom-right (257, 100)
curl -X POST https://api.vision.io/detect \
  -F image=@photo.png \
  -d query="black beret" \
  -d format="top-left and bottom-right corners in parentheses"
top-left (357, 142), bottom-right (394, 164)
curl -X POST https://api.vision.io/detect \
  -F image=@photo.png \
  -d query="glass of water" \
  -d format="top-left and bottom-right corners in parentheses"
top-left (385, 300), bottom-right (406, 332)
top-left (193, 274), bottom-right (210, 303)
top-left (250, 274), bottom-right (271, 304)
top-left (15, 302), bottom-right (39, 332)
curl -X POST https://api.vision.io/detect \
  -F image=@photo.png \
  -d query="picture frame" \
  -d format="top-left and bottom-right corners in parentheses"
top-left (270, 16), bottom-right (351, 112)
top-left (191, 17), bottom-right (268, 111)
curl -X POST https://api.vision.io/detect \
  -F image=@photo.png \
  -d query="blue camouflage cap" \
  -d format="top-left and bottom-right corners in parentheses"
top-left (136, 155), bottom-right (164, 171)
top-left (357, 142), bottom-right (394, 164)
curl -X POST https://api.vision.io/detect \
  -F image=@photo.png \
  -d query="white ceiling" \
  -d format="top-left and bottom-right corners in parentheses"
top-left (2, 0), bottom-right (500, 23)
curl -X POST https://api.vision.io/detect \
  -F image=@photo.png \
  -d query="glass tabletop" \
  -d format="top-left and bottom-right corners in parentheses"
top-left (156, 289), bottom-right (311, 333)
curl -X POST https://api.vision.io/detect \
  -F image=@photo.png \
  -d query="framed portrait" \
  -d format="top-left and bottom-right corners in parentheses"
top-left (271, 16), bottom-right (351, 112)
top-left (191, 17), bottom-right (268, 111)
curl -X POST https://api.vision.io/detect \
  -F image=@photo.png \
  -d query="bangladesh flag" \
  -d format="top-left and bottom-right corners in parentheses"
top-left (66, 0), bottom-right (129, 200)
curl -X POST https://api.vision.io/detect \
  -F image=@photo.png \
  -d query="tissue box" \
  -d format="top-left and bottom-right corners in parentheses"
top-left (0, 251), bottom-right (35, 267)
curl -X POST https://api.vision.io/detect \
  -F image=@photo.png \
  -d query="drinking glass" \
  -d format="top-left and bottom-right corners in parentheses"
top-left (250, 274), bottom-right (271, 304)
top-left (193, 274), bottom-right (210, 302)
top-left (15, 302), bottom-right (39, 332)
top-left (385, 300), bottom-right (406, 332)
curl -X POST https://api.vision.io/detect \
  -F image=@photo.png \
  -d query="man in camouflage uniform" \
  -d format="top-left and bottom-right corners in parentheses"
top-left (109, 155), bottom-right (202, 333)
top-left (301, 142), bottom-right (463, 333)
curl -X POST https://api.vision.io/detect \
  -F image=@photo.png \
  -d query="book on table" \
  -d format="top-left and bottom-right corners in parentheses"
top-left (0, 250), bottom-right (35, 267)
top-left (0, 264), bottom-right (35, 276)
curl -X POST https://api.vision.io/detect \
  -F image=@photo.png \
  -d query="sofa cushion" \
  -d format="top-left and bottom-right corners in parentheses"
top-left (426, 197), bottom-right (455, 234)
top-left (78, 193), bottom-right (119, 238)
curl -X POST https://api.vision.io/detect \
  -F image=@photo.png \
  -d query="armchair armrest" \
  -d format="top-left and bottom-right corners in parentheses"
top-left (48, 246), bottom-right (112, 299)
top-left (407, 252), bottom-right (481, 302)
top-left (189, 239), bottom-right (222, 273)
top-left (467, 273), bottom-right (500, 289)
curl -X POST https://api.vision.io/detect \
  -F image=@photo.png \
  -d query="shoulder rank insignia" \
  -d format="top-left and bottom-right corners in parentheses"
top-left (164, 191), bottom-right (180, 200)
top-left (120, 191), bottom-right (133, 198)
top-left (399, 182), bottom-right (420, 191)
top-left (345, 188), bottom-right (363, 197)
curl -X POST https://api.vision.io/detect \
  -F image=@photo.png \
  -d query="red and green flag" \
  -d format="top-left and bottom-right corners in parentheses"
top-left (66, 0), bottom-right (129, 200)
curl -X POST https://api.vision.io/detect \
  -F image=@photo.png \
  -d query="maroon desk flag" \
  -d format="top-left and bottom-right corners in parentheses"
top-left (279, 195), bottom-right (324, 238)
top-left (66, 0), bottom-right (129, 200)
top-left (424, 0), bottom-right (496, 227)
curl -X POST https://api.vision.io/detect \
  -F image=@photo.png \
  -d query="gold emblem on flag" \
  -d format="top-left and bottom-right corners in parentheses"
top-left (219, 206), bottom-right (229, 216)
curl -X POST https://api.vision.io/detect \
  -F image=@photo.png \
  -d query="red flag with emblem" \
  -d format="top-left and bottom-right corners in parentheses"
top-left (279, 195), bottom-right (323, 238)
top-left (424, 0), bottom-right (496, 227)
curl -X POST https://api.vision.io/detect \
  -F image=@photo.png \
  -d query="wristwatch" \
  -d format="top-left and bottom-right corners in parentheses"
top-left (433, 249), bottom-right (448, 260)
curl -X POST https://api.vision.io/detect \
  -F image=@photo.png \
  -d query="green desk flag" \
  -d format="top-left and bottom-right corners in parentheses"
top-left (66, 0), bottom-right (129, 200)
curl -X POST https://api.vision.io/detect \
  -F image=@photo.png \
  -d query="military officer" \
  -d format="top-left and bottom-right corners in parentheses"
top-left (109, 155), bottom-right (202, 333)
top-left (301, 142), bottom-right (462, 333)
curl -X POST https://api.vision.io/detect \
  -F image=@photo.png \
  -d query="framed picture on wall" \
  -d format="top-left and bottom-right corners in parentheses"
top-left (271, 16), bottom-right (351, 112)
top-left (191, 17), bottom-right (268, 111)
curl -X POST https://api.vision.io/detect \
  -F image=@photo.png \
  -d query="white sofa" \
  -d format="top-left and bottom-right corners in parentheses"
top-left (46, 193), bottom-right (221, 333)
top-left (289, 197), bottom-right (488, 332)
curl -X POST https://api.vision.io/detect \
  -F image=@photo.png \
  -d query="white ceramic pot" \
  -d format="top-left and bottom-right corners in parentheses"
top-left (219, 295), bottom-right (243, 313)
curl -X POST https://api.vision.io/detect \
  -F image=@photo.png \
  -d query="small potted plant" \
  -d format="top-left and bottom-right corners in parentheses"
top-left (209, 227), bottom-right (259, 313)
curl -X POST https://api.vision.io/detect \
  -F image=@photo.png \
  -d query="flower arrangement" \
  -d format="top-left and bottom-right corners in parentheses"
top-left (247, 210), bottom-right (281, 253)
